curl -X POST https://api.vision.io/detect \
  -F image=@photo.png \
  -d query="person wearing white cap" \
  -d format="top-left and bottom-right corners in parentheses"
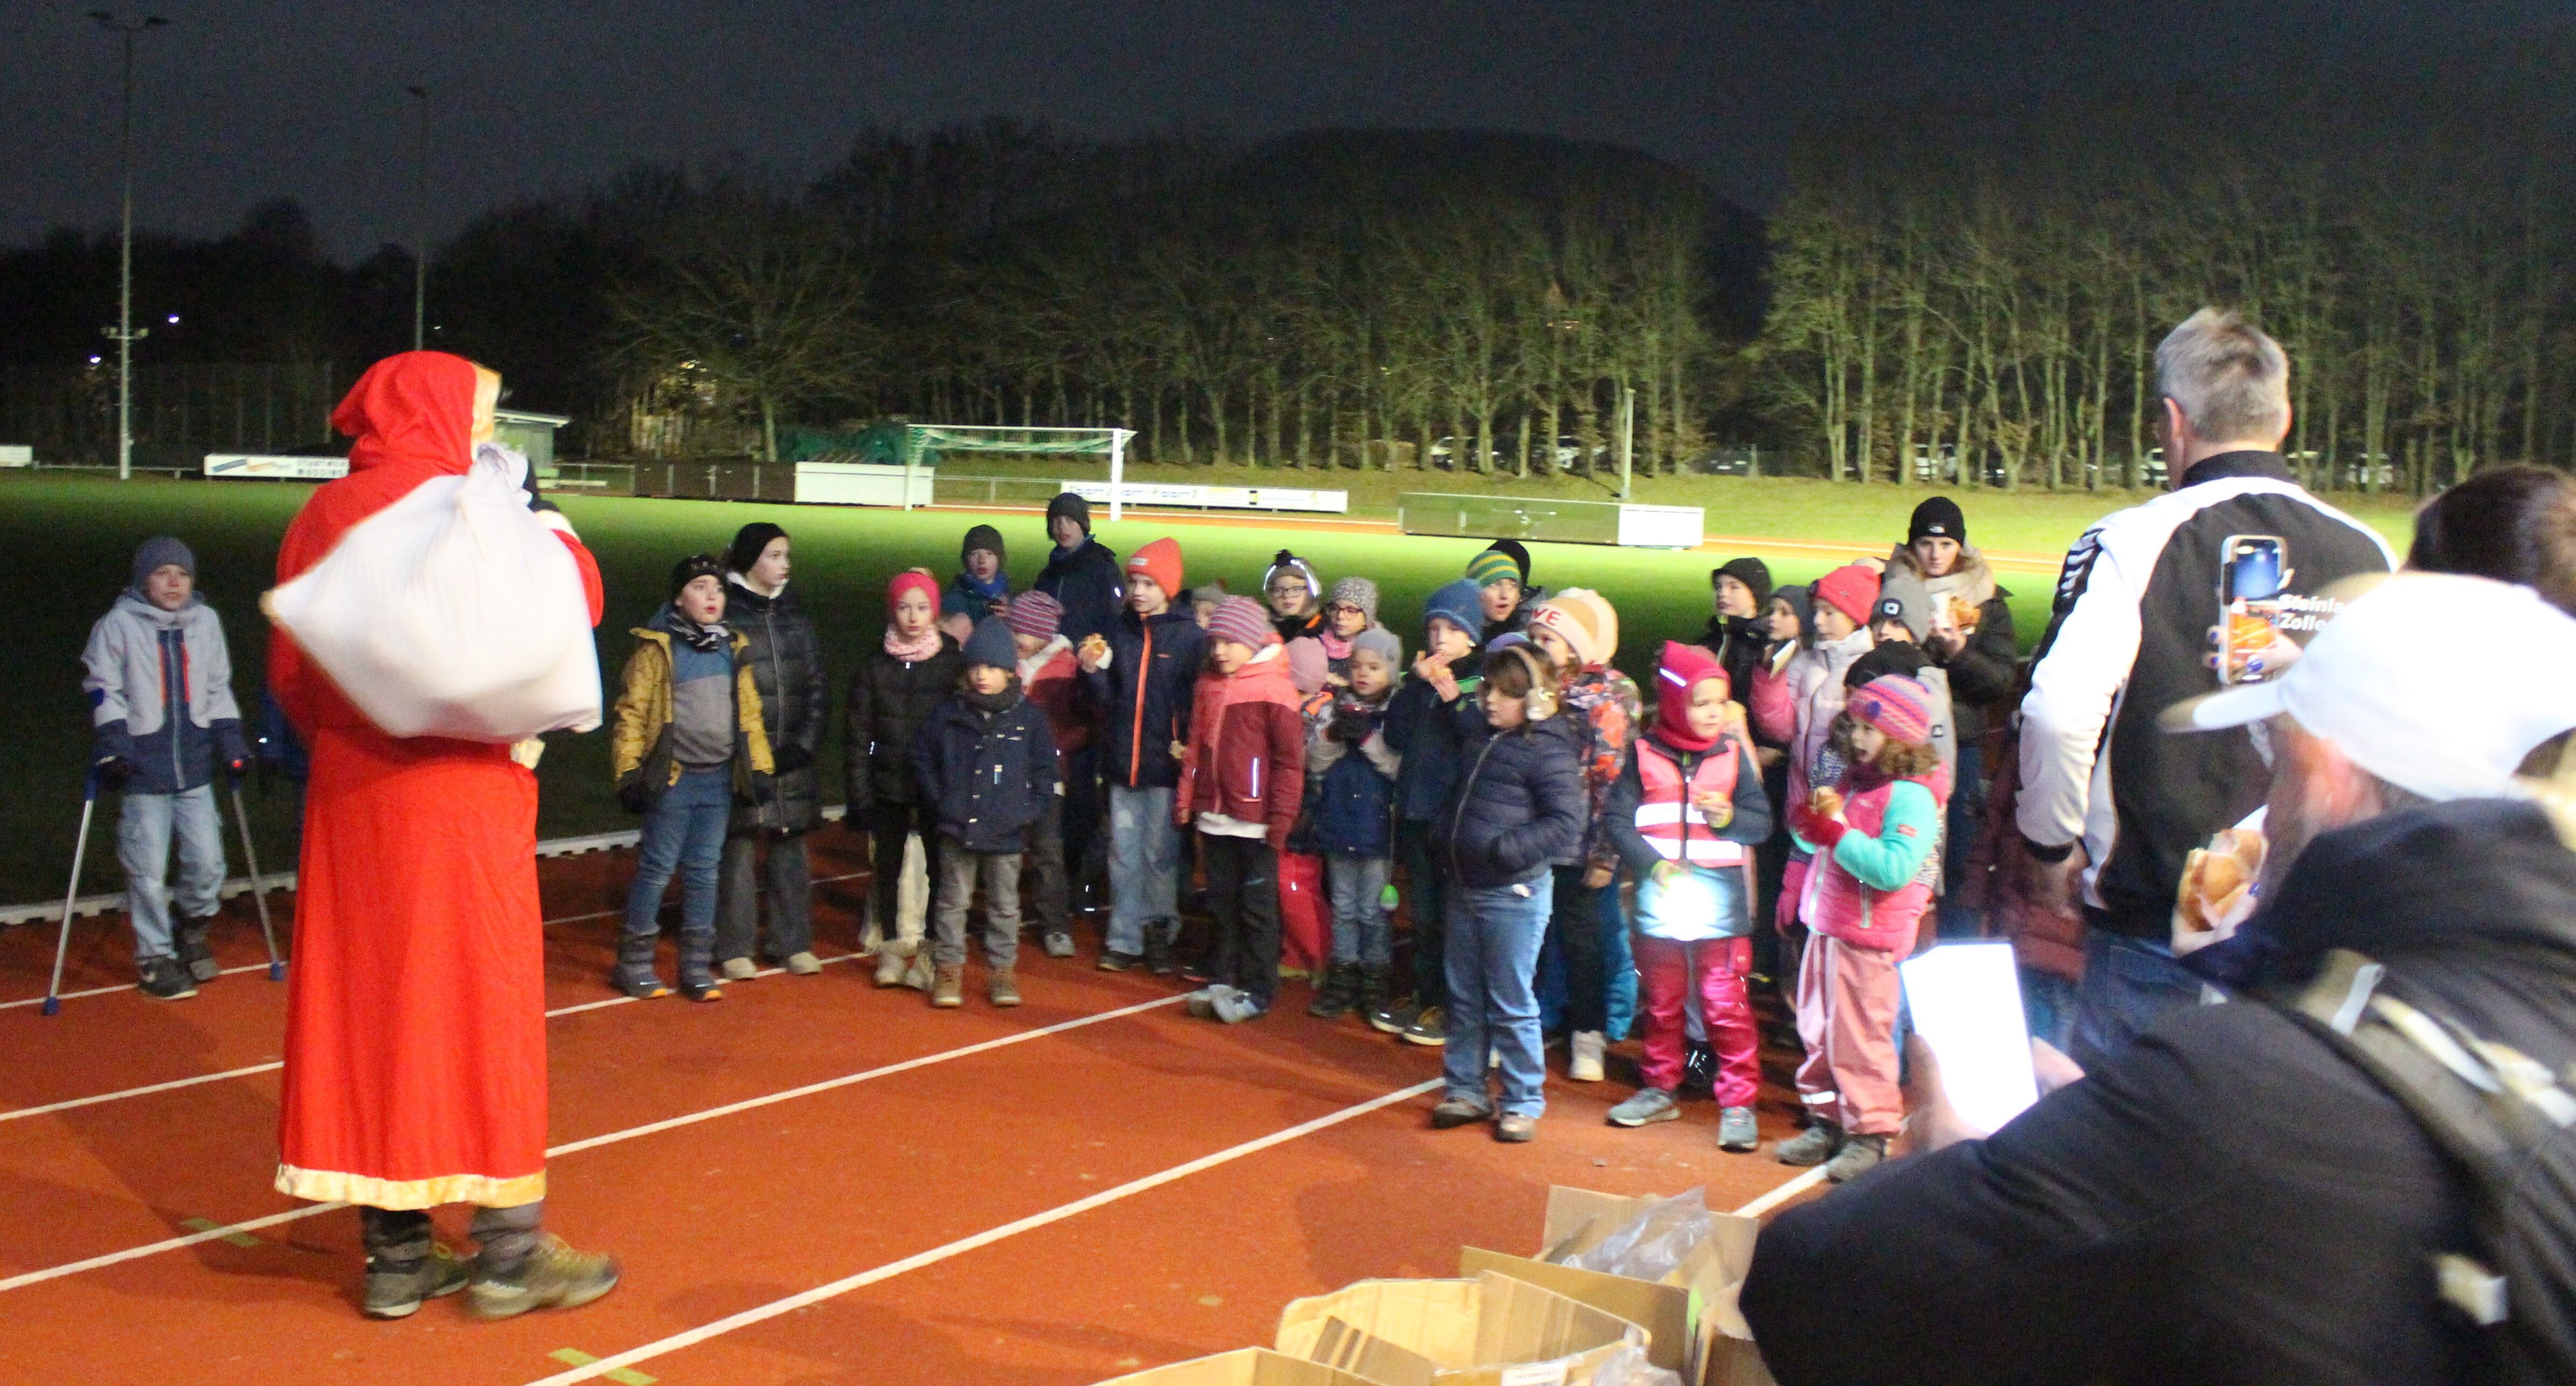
top-left (1741, 571), bottom-right (2576, 1386)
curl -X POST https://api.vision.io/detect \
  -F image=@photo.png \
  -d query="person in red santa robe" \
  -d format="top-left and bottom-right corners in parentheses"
top-left (269, 351), bottom-right (617, 1320)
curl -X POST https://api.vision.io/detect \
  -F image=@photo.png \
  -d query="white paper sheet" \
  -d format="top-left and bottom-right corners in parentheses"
top-left (1901, 942), bottom-right (2040, 1136)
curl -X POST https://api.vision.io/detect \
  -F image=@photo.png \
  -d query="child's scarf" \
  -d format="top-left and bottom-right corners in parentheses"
top-left (957, 568), bottom-right (1008, 604)
top-left (883, 623), bottom-right (943, 663)
top-left (667, 604), bottom-right (730, 653)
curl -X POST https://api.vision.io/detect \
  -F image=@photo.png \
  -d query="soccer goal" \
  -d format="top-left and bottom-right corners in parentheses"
top-left (888, 424), bottom-right (1137, 519)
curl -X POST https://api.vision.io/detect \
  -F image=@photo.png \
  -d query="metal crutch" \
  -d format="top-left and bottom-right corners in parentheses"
top-left (225, 778), bottom-right (286, 981)
top-left (41, 770), bottom-right (101, 1017)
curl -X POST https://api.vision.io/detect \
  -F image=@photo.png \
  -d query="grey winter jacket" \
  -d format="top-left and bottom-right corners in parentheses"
top-left (82, 590), bottom-right (246, 795)
top-left (724, 575), bottom-right (828, 833)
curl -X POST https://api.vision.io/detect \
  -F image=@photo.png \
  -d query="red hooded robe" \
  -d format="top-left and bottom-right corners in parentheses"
top-left (269, 352), bottom-right (604, 1210)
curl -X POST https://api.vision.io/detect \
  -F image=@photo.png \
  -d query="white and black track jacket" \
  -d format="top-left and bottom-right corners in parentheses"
top-left (2016, 451), bottom-right (2395, 937)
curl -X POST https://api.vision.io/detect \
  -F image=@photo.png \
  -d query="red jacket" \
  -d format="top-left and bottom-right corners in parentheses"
top-left (1177, 644), bottom-right (1306, 849)
top-left (1018, 637), bottom-right (1090, 775)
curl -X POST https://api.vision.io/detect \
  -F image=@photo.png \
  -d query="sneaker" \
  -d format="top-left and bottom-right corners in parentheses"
top-left (1824, 1133), bottom-right (1888, 1182)
top-left (1043, 932), bottom-right (1076, 959)
top-left (613, 969), bottom-right (671, 1001)
top-left (364, 1244), bottom-right (470, 1319)
top-left (677, 975), bottom-right (723, 1003)
top-left (1357, 967), bottom-right (1392, 1020)
top-left (1774, 1120), bottom-right (1843, 1167)
top-left (1718, 1105), bottom-right (1761, 1153)
top-left (1307, 962), bottom-right (1359, 1019)
top-left (175, 918), bottom-right (219, 982)
top-left (466, 1234), bottom-right (620, 1319)
top-left (1143, 928), bottom-right (1176, 976)
top-left (1400, 1005), bottom-right (1448, 1047)
top-left (1097, 950), bottom-right (1142, 973)
top-left (137, 956), bottom-right (197, 1001)
top-left (782, 951), bottom-right (821, 976)
top-left (720, 957), bottom-right (759, 982)
top-left (989, 968), bottom-right (1022, 1008)
top-left (1606, 1087), bottom-right (1680, 1128)
top-left (1186, 984), bottom-right (1239, 1019)
top-left (1369, 997), bottom-right (1423, 1036)
top-left (902, 953), bottom-right (937, 991)
top-left (1213, 990), bottom-right (1270, 1024)
top-left (931, 962), bottom-right (964, 1008)
top-left (1494, 1113), bottom-right (1539, 1143)
top-left (1429, 1096), bottom-right (1492, 1129)
top-left (1568, 1030), bottom-right (1606, 1082)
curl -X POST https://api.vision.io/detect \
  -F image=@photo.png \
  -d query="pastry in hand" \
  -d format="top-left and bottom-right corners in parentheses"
top-left (1947, 595), bottom-right (1982, 633)
top-left (2172, 826), bottom-right (2267, 951)
top-left (1809, 786), bottom-right (1845, 820)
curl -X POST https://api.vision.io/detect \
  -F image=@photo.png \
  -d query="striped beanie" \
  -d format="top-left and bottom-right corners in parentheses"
top-left (1848, 675), bottom-right (1934, 747)
top-left (1466, 548), bottom-right (1521, 589)
top-left (1207, 595), bottom-right (1278, 650)
top-left (1004, 589), bottom-right (1063, 642)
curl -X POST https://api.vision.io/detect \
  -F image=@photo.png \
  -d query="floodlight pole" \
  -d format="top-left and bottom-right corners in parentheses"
top-left (405, 85), bottom-right (430, 350)
top-left (1617, 385), bottom-right (1636, 502)
top-left (92, 10), bottom-right (167, 481)
top-left (1109, 429), bottom-right (1130, 523)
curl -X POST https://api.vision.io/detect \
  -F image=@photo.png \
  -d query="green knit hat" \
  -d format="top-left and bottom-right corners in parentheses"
top-left (1466, 549), bottom-right (1521, 589)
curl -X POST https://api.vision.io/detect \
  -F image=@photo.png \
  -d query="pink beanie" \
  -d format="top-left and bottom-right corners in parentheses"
top-left (1285, 637), bottom-right (1328, 694)
top-left (1849, 674), bottom-right (1934, 747)
top-left (1207, 596), bottom-right (1278, 650)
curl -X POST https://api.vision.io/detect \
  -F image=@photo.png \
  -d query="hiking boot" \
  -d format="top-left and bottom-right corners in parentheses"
top-left (1213, 989), bottom-right (1269, 1024)
top-left (1097, 950), bottom-right (1141, 973)
top-left (1369, 997), bottom-right (1422, 1036)
top-left (1718, 1105), bottom-right (1761, 1153)
top-left (989, 968), bottom-right (1022, 1008)
top-left (874, 947), bottom-right (909, 987)
top-left (364, 1243), bottom-right (469, 1319)
top-left (1606, 1087), bottom-right (1680, 1128)
top-left (175, 916), bottom-right (219, 982)
top-left (1494, 1113), bottom-right (1539, 1143)
top-left (677, 976), bottom-right (723, 1003)
top-left (1569, 1030), bottom-right (1606, 1082)
top-left (1401, 1005), bottom-right (1448, 1047)
top-left (1824, 1133), bottom-right (1888, 1182)
top-left (1430, 1096), bottom-right (1492, 1129)
top-left (783, 951), bottom-right (821, 976)
top-left (1043, 931), bottom-right (1076, 959)
top-left (1775, 1119), bottom-right (1843, 1167)
top-left (1307, 961), bottom-right (1360, 1019)
top-left (137, 956), bottom-right (197, 1001)
top-left (1357, 966), bottom-right (1391, 1021)
top-left (1680, 1040), bottom-right (1716, 1097)
top-left (931, 962), bottom-right (964, 1008)
top-left (466, 1234), bottom-right (620, 1320)
top-left (612, 968), bottom-right (671, 1001)
top-left (720, 957), bottom-right (759, 982)
top-left (1142, 926), bottom-right (1176, 976)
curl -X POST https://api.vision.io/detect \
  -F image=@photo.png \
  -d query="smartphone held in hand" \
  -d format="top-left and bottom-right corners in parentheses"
top-left (1900, 942), bottom-right (2041, 1137)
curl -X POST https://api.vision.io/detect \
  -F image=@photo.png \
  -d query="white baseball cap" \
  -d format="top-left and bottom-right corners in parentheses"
top-left (2168, 572), bottom-right (2576, 801)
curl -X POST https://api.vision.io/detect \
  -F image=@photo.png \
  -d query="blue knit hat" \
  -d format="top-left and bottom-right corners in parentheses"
top-left (132, 536), bottom-right (195, 588)
top-left (1423, 578), bottom-right (1483, 639)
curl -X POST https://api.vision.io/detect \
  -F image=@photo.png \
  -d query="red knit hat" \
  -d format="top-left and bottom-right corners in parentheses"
top-left (1653, 640), bottom-right (1728, 753)
top-left (887, 568), bottom-right (940, 616)
top-left (1126, 537), bottom-right (1183, 599)
top-left (1207, 595), bottom-right (1278, 650)
top-left (1812, 563), bottom-right (1879, 626)
top-left (1848, 674), bottom-right (1934, 746)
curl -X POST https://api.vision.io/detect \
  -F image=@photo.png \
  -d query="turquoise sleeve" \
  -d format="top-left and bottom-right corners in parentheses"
top-left (1830, 782), bottom-right (1940, 891)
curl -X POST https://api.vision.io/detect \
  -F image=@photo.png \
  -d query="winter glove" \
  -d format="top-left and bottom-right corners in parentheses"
top-left (615, 772), bottom-right (653, 815)
top-left (93, 754), bottom-right (133, 791)
top-left (771, 743), bottom-right (813, 775)
top-left (1788, 804), bottom-right (1847, 850)
top-left (1327, 710), bottom-right (1371, 744)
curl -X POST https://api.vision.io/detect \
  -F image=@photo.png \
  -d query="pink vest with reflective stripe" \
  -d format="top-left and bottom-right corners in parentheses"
top-left (1636, 739), bottom-right (1747, 867)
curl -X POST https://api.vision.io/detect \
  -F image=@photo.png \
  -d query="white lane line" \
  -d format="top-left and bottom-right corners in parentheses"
top-left (1730, 1165), bottom-right (1830, 1219)
top-left (0, 872), bottom-right (871, 1012)
top-left (0, 992), bottom-right (1188, 1294)
top-left (522, 1077), bottom-right (1448, 1386)
top-left (1, 950), bottom-right (870, 1123)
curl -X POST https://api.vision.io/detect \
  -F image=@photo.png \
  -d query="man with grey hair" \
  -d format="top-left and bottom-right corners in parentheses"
top-left (2012, 308), bottom-right (2393, 1065)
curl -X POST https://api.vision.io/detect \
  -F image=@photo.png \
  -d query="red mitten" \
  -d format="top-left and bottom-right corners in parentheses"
top-left (1790, 805), bottom-right (1848, 850)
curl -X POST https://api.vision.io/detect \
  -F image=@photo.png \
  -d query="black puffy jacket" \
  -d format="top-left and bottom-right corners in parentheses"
top-left (911, 688), bottom-right (1057, 854)
top-left (843, 632), bottom-right (964, 812)
top-left (1081, 606), bottom-right (1207, 791)
top-left (1034, 536), bottom-right (1125, 645)
top-left (725, 577), bottom-right (828, 833)
top-left (1745, 798), bottom-right (2576, 1386)
top-left (1434, 714), bottom-right (1588, 889)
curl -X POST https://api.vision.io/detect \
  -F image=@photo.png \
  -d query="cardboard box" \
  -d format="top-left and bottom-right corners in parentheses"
top-left (1275, 1269), bottom-right (1647, 1386)
top-left (1094, 1347), bottom-right (1383, 1385)
top-left (1458, 1187), bottom-right (1774, 1386)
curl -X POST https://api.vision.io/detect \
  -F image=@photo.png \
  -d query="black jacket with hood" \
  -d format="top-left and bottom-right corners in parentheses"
top-left (1434, 713), bottom-right (1589, 890)
top-left (842, 632), bottom-right (964, 813)
top-left (724, 575), bottom-right (828, 833)
top-left (1035, 536), bottom-right (1125, 645)
top-left (1744, 796), bottom-right (2576, 1386)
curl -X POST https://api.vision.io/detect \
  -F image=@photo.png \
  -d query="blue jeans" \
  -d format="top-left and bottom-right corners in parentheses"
top-left (1326, 852), bottom-right (1393, 970)
top-left (1442, 874), bottom-right (1555, 1118)
top-left (2072, 926), bottom-right (2216, 1068)
top-left (1936, 741), bottom-right (1985, 940)
top-left (1106, 783), bottom-right (1179, 956)
top-left (116, 784), bottom-right (226, 963)
top-left (622, 768), bottom-right (732, 969)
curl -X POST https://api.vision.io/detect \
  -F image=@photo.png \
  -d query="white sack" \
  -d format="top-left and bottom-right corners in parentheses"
top-left (265, 444), bottom-right (601, 742)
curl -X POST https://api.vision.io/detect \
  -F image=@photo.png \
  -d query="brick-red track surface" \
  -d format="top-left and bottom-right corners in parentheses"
top-left (0, 833), bottom-right (1822, 1385)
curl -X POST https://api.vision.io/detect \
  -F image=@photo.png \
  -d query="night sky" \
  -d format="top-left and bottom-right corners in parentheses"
top-left (1, 1), bottom-right (2558, 260)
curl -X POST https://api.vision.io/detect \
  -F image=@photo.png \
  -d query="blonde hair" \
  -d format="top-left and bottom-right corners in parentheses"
top-left (2156, 308), bottom-right (2290, 445)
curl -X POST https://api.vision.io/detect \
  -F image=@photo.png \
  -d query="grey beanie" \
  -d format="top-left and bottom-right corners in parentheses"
top-left (1873, 570), bottom-right (1935, 642)
top-left (1351, 626), bottom-right (1402, 667)
top-left (132, 536), bottom-right (195, 588)
top-left (1329, 576), bottom-right (1380, 622)
top-left (962, 615), bottom-right (1020, 671)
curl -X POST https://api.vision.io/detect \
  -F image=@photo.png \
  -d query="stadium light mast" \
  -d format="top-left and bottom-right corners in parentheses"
top-left (91, 9), bottom-right (168, 481)
top-left (405, 84), bottom-right (429, 350)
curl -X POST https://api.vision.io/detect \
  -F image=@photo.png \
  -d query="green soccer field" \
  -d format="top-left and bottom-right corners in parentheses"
top-left (0, 471), bottom-right (2421, 907)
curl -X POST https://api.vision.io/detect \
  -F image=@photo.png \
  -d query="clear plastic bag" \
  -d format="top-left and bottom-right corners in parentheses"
top-left (1556, 1188), bottom-right (1714, 1285)
top-left (1585, 1343), bottom-right (1684, 1386)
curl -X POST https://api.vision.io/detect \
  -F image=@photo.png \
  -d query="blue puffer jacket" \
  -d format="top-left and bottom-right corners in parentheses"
top-left (1307, 693), bottom-right (1398, 856)
top-left (1383, 654), bottom-right (1480, 823)
top-left (1082, 606), bottom-right (1207, 791)
top-left (1436, 714), bottom-right (1588, 890)
top-left (911, 688), bottom-right (1058, 854)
